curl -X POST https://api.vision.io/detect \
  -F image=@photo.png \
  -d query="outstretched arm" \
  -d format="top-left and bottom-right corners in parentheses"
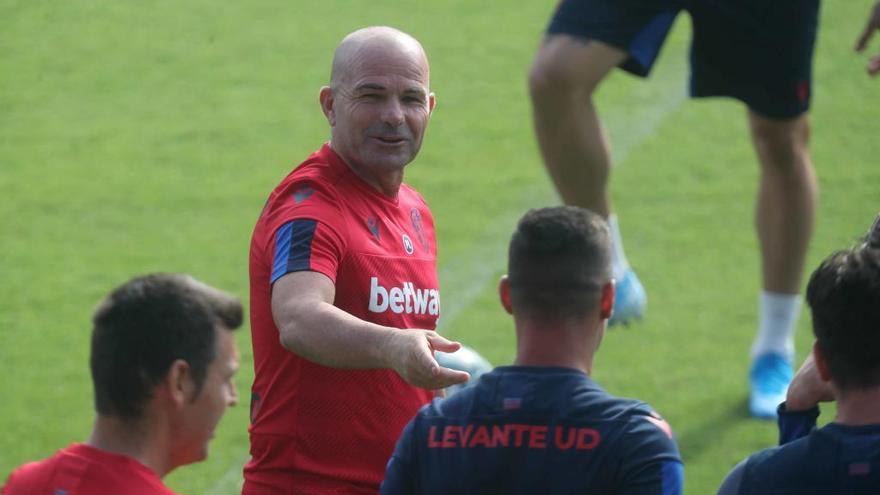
top-left (272, 271), bottom-right (469, 390)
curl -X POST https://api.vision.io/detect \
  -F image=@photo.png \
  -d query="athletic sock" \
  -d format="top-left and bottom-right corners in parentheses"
top-left (608, 214), bottom-right (630, 281)
top-left (751, 291), bottom-right (801, 363)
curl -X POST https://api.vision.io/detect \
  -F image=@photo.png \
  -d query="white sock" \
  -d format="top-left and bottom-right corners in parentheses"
top-left (751, 291), bottom-right (801, 362)
top-left (608, 214), bottom-right (630, 281)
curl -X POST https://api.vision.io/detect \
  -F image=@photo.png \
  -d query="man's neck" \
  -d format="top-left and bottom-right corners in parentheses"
top-left (512, 317), bottom-right (599, 375)
top-left (87, 415), bottom-right (172, 478)
top-left (834, 387), bottom-right (880, 426)
top-left (329, 143), bottom-right (403, 197)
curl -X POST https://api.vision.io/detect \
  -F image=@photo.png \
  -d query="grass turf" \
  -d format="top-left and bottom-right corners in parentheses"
top-left (2, 1), bottom-right (878, 493)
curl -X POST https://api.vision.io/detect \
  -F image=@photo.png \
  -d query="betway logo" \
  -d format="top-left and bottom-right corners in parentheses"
top-left (368, 277), bottom-right (440, 315)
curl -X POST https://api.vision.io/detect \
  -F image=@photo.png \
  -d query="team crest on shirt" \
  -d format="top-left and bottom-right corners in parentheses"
top-left (367, 217), bottom-right (380, 242)
top-left (410, 208), bottom-right (428, 249)
top-left (402, 234), bottom-right (414, 255)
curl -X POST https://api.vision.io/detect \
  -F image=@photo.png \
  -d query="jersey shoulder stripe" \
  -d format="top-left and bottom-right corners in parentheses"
top-left (271, 219), bottom-right (318, 283)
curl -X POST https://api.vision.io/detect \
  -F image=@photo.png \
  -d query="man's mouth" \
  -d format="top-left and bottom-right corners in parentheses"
top-left (373, 136), bottom-right (406, 144)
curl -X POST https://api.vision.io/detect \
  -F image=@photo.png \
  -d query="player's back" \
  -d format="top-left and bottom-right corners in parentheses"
top-left (381, 366), bottom-right (683, 495)
top-left (733, 422), bottom-right (880, 495)
top-left (2, 443), bottom-right (176, 495)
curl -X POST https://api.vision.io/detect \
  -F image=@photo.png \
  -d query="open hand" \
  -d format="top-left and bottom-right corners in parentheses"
top-left (388, 330), bottom-right (470, 389)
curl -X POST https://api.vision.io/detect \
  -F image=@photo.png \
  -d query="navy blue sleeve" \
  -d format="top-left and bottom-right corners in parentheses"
top-left (380, 417), bottom-right (418, 495)
top-left (616, 411), bottom-right (684, 495)
top-left (777, 403), bottom-right (820, 445)
top-left (716, 459), bottom-right (746, 495)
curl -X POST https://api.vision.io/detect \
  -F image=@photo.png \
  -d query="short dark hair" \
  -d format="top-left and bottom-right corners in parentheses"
top-left (806, 215), bottom-right (880, 390)
top-left (90, 273), bottom-right (243, 420)
top-left (507, 206), bottom-right (611, 319)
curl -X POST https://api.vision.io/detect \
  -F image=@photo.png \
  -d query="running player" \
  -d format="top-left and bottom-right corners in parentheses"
top-left (717, 213), bottom-right (880, 494)
top-left (2, 274), bottom-right (243, 495)
top-left (245, 27), bottom-right (468, 494)
top-left (381, 207), bottom-right (683, 495)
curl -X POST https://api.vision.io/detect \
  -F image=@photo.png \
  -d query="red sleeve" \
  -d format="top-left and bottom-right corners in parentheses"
top-left (267, 180), bottom-right (348, 285)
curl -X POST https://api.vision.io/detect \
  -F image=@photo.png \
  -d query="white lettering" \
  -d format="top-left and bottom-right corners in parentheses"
top-left (368, 277), bottom-right (388, 312)
top-left (412, 286), bottom-right (430, 313)
top-left (367, 278), bottom-right (440, 316)
top-left (428, 289), bottom-right (440, 315)
top-left (389, 287), bottom-right (404, 313)
top-left (403, 282), bottom-right (413, 313)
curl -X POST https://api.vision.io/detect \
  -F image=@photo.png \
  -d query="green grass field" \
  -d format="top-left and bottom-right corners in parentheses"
top-left (2, 1), bottom-right (878, 493)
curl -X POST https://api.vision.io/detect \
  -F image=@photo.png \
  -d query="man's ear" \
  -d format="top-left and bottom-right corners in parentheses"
top-left (428, 92), bottom-right (436, 114)
top-left (498, 275), bottom-right (513, 315)
top-left (319, 86), bottom-right (335, 126)
top-left (165, 359), bottom-right (195, 407)
top-left (813, 342), bottom-right (832, 382)
top-left (599, 281), bottom-right (615, 320)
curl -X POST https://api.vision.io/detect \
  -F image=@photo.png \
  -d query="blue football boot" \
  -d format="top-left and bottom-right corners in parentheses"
top-left (749, 352), bottom-right (793, 419)
top-left (609, 269), bottom-right (646, 326)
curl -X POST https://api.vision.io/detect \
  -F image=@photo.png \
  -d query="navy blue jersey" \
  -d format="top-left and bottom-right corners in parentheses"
top-left (381, 366), bottom-right (683, 495)
top-left (718, 404), bottom-right (880, 494)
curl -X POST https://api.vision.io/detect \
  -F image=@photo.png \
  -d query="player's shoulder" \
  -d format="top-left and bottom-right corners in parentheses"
top-left (257, 151), bottom-right (348, 226)
top-left (3, 446), bottom-right (76, 493)
top-left (4, 451), bottom-right (64, 490)
top-left (736, 433), bottom-right (827, 491)
top-left (598, 396), bottom-right (680, 458)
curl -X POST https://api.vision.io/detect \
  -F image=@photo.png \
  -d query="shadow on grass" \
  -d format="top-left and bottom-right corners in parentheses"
top-left (676, 397), bottom-right (757, 463)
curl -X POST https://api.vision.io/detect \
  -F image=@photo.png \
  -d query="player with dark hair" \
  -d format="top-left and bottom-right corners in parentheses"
top-left (717, 213), bottom-right (880, 494)
top-left (529, 0), bottom-right (880, 419)
top-left (2, 273), bottom-right (243, 495)
top-left (381, 206), bottom-right (683, 495)
top-left (245, 26), bottom-right (468, 494)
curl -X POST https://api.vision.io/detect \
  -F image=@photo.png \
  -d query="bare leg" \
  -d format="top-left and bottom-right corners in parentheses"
top-left (528, 36), bottom-right (627, 217)
top-left (529, 36), bottom-right (645, 325)
top-left (750, 112), bottom-right (816, 295)
top-left (748, 110), bottom-right (817, 419)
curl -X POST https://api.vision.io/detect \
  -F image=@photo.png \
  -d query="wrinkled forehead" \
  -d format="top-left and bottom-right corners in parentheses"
top-left (332, 36), bottom-right (430, 89)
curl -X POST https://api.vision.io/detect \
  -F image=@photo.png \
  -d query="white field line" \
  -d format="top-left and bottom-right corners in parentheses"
top-left (437, 61), bottom-right (688, 331)
top-left (205, 47), bottom-right (688, 495)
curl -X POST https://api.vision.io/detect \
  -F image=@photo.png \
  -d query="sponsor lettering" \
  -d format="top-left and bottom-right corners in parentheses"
top-left (369, 277), bottom-right (439, 316)
top-left (427, 424), bottom-right (601, 450)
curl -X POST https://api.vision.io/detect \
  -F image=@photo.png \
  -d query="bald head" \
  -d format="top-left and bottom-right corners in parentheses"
top-left (330, 26), bottom-right (430, 88)
top-left (319, 26), bottom-right (436, 196)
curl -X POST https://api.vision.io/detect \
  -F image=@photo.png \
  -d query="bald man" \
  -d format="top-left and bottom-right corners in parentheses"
top-left (245, 27), bottom-right (468, 494)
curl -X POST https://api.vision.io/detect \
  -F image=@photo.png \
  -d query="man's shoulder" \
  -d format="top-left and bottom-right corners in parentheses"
top-left (3, 444), bottom-right (178, 495)
top-left (4, 446), bottom-right (76, 492)
top-left (737, 432), bottom-right (828, 490)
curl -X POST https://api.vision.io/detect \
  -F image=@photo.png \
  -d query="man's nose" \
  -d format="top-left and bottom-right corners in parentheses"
top-left (381, 98), bottom-right (405, 127)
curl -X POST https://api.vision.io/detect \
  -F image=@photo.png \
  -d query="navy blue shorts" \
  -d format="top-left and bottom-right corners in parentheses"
top-left (547, 0), bottom-right (821, 119)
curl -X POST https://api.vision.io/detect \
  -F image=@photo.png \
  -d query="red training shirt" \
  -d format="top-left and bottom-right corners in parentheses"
top-left (245, 144), bottom-right (439, 494)
top-left (2, 443), bottom-right (176, 495)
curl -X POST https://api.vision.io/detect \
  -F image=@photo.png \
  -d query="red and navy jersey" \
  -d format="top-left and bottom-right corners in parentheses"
top-left (246, 144), bottom-right (439, 493)
top-left (2, 443), bottom-right (176, 495)
top-left (381, 366), bottom-right (683, 495)
top-left (717, 405), bottom-right (880, 494)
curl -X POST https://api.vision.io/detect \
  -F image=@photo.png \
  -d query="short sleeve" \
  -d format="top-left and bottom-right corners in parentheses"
top-left (616, 410), bottom-right (684, 495)
top-left (267, 181), bottom-right (348, 285)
